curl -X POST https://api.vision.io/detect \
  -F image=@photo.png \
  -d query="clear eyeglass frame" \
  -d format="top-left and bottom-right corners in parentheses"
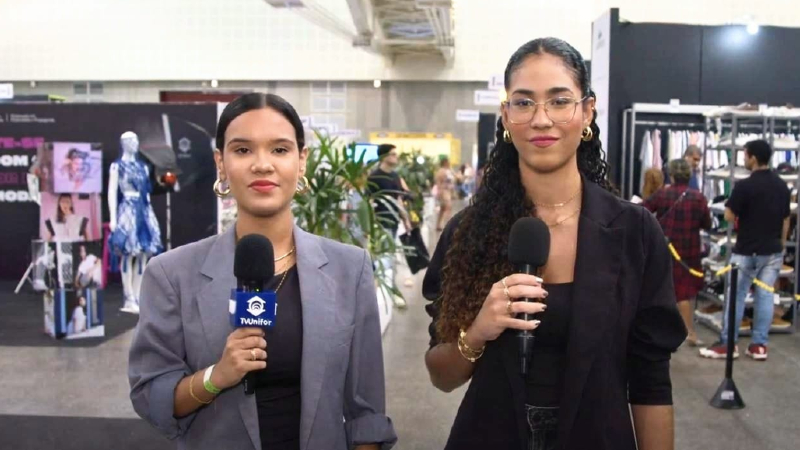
top-left (503, 95), bottom-right (590, 125)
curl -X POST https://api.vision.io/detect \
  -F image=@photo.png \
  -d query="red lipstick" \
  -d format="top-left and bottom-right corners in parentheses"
top-left (248, 179), bottom-right (278, 193)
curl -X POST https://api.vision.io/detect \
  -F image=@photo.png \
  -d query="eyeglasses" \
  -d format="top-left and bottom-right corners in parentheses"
top-left (503, 96), bottom-right (589, 125)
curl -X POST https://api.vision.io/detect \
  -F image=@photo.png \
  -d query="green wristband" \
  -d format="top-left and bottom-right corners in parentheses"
top-left (203, 365), bottom-right (222, 395)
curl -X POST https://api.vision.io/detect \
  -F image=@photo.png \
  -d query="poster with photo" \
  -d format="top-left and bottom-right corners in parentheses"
top-left (72, 240), bottom-right (104, 290)
top-left (63, 289), bottom-right (104, 339)
top-left (39, 192), bottom-right (102, 242)
top-left (55, 242), bottom-right (74, 290)
top-left (31, 240), bottom-right (57, 291)
top-left (53, 142), bottom-right (103, 194)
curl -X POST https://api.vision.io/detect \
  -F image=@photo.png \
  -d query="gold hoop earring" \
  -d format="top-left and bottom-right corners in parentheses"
top-left (581, 127), bottom-right (593, 142)
top-left (503, 130), bottom-right (512, 143)
top-left (296, 176), bottom-right (310, 195)
top-left (213, 178), bottom-right (230, 198)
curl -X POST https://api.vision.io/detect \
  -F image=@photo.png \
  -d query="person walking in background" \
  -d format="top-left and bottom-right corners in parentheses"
top-left (367, 143), bottom-right (412, 307)
top-left (642, 167), bottom-right (665, 200)
top-left (645, 159), bottom-right (711, 346)
top-left (700, 140), bottom-right (791, 361)
top-left (664, 145), bottom-right (703, 190)
top-left (435, 158), bottom-right (456, 231)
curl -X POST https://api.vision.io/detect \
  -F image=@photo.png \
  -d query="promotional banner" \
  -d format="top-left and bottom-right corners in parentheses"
top-left (0, 104), bottom-right (218, 280)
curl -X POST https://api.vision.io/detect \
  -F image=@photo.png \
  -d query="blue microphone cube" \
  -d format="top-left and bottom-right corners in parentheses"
top-left (229, 289), bottom-right (277, 328)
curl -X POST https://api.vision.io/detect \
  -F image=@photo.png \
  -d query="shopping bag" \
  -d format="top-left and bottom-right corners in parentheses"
top-left (399, 227), bottom-right (430, 274)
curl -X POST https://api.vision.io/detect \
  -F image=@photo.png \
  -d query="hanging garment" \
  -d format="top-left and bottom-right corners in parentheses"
top-left (652, 129), bottom-right (663, 170)
top-left (639, 130), bottom-right (654, 193)
top-left (108, 159), bottom-right (163, 257)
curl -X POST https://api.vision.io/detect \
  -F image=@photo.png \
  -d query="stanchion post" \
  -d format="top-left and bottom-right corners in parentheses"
top-left (710, 263), bottom-right (745, 409)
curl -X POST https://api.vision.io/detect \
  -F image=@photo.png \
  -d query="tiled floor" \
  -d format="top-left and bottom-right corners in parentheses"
top-left (1, 225), bottom-right (799, 449)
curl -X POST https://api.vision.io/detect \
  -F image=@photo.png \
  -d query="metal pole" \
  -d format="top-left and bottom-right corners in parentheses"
top-left (710, 263), bottom-right (745, 409)
top-left (166, 191), bottom-right (172, 251)
top-left (621, 109), bottom-right (629, 198)
top-left (629, 108), bottom-right (637, 198)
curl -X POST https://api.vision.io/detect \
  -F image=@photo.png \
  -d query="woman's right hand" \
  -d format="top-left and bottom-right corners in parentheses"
top-left (210, 327), bottom-right (268, 391)
top-left (465, 274), bottom-right (548, 348)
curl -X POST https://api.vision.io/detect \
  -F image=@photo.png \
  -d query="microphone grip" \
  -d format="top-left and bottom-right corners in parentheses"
top-left (516, 263), bottom-right (537, 375)
top-left (243, 372), bottom-right (256, 395)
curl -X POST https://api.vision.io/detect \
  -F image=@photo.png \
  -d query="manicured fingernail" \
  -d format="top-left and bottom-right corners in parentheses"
top-left (543, 291), bottom-right (549, 297)
top-left (535, 276), bottom-right (544, 283)
top-left (541, 303), bottom-right (547, 309)
top-left (533, 320), bottom-right (541, 326)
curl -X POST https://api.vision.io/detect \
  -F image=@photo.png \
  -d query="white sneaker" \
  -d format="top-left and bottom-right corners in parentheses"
top-left (120, 299), bottom-right (139, 314)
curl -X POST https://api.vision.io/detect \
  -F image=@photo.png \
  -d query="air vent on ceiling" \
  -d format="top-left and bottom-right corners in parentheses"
top-left (264, 0), bottom-right (304, 7)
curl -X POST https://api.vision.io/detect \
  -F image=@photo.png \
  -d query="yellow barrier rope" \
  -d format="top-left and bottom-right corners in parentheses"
top-left (666, 242), bottom-right (800, 301)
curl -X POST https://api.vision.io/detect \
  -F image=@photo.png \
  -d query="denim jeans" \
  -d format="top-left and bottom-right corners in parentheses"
top-left (525, 406), bottom-right (559, 450)
top-left (720, 253), bottom-right (783, 345)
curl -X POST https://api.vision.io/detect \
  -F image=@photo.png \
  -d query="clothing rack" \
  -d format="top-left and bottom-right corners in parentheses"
top-left (621, 103), bottom-right (721, 198)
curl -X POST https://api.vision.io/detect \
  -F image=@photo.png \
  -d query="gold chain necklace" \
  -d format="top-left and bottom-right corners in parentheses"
top-left (533, 186), bottom-right (582, 208)
top-left (274, 246), bottom-right (296, 263)
top-left (547, 208), bottom-right (581, 228)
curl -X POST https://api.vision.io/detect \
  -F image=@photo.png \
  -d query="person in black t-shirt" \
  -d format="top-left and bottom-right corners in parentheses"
top-left (367, 143), bottom-right (411, 235)
top-left (367, 143), bottom-right (412, 308)
top-left (700, 140), bottom-right (791, 362)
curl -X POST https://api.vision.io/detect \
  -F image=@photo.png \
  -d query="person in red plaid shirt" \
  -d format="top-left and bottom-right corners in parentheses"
top-left (644, 159), bottom-right (711, 346)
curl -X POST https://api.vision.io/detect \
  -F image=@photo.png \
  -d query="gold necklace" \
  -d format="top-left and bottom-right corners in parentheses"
top-left (534, 186), bottom-right (582, 208)
top-left (274, 246), bottom-right (296, 263)
top-left (547, 208), bottom-right (581, 228)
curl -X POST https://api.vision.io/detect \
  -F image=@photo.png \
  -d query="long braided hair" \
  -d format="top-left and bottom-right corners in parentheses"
top-left (435, 37), bottom-right (616, 343)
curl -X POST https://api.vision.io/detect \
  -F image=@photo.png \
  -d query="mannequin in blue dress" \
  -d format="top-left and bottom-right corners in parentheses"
top-left (108, 132), bottom-right (163, 313)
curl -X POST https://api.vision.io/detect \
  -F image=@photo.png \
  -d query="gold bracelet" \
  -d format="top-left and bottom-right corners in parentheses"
top-left (457, 328), bottom-right (485, 363)
top-left (189, 373), bottom-right (213, 405)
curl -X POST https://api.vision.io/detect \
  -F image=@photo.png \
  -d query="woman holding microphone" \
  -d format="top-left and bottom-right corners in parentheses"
top-left (423, 38), bottom-right (686, 450)
top-left (129, 93), bottom-right (396, 450)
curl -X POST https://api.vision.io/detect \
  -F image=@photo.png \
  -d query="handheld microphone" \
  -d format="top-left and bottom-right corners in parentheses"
top-left (508, 217), bottom-right (550, 376)
top-left (232, 234), bottom-right (275, 395)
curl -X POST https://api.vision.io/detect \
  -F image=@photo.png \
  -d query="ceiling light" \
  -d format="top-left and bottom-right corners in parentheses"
top-left (210, 79), bottom-right (219, 88)
top-left (746, 22), bottom-right (759, 35)
top-left (373, 80), bottom-right (382, 88)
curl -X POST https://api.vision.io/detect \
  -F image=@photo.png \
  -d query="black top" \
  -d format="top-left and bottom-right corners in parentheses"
top-left (423, 179), bottom-right (687, 450)
top-left (526, 283), bottom-right (572, 407)
top-left (726, 169), bottom-right (791, 255)
top-left (367, 168), bottom-right (405, 230)
top-left (255, 265), bottom-right (302, 450)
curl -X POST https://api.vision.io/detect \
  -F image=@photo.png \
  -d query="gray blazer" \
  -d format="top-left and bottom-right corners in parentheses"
top-left (128, 224), bottom-right (397, 450)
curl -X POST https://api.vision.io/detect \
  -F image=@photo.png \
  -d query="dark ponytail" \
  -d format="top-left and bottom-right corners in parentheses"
top-left (435, 37), bottom-right (613, 343)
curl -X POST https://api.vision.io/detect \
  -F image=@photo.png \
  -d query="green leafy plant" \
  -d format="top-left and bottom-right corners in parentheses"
top-left (293, 131), bottom-right (403, 300)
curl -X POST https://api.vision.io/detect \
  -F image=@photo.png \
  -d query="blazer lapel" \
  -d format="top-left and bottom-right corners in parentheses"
top-left (196, 226), bottom-right (263, 450)
top-left (294, 226), bottom-right (337, 450)
top-left (557, 181), bottom-right (624, 445)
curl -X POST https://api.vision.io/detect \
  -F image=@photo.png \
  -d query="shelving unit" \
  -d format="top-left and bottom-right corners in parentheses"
top-left (620, 103), bottom-right (720, 199)
top-left (699, 110), bottom-right (800, 335)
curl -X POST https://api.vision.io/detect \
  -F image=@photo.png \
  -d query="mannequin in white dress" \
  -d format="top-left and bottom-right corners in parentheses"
top-left (108, 132), bottom-right (163, 313)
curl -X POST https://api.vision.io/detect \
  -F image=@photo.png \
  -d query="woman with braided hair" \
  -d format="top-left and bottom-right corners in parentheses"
top-left (422, 38), bottom-right (686, 450)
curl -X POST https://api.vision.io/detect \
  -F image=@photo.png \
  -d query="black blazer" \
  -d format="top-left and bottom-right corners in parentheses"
top-left (423, 179), bottom-right (687, 450)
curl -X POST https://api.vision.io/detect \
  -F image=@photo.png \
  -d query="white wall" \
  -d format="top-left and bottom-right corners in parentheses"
top-left (2, 0), bottom-right (799, 82)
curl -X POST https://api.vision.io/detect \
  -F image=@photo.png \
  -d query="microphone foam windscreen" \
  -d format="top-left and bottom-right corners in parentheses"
top-left (508, 217), bottom-right (551, 267)
top-left (234, 234), bottom-right (275, 283)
